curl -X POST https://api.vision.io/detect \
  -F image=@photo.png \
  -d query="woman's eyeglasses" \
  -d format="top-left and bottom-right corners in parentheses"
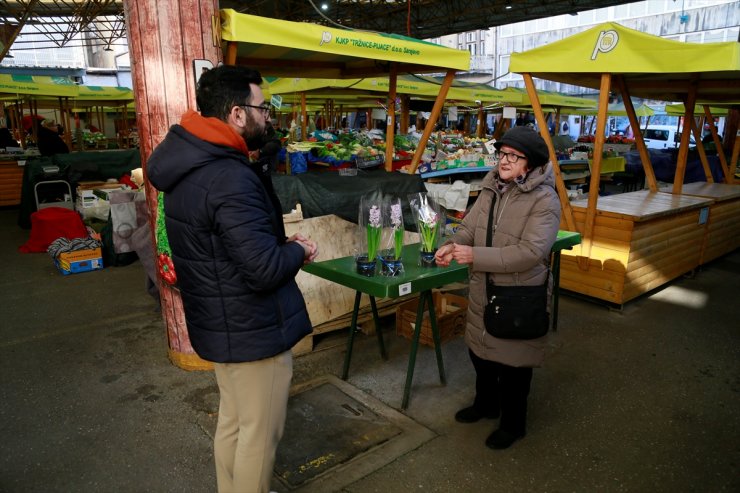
top-left (494, 150), bottom-right (527, 164)
top-left (239, 104), bottom-right (271, 115)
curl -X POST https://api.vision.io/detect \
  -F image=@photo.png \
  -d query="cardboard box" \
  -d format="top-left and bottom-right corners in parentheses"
top-left (76, 189), bottom-right (100, 208)
top-left (54, 247), bottom-right (104, 275)
top-left (396, 292), bottom-right (468, 347)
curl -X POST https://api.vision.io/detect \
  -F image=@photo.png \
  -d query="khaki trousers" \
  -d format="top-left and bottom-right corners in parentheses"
top-left (213, 351), bottom-right (293, 493)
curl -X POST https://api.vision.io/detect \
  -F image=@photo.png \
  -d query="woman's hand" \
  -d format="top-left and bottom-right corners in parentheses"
top-left (451, 244), bottom-right (474, 265)
top-left (434, 243), bottom-right (455, 267)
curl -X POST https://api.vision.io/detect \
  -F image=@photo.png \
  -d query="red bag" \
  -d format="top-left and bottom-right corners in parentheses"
top-left (19, 207), bottom-right (88, 253)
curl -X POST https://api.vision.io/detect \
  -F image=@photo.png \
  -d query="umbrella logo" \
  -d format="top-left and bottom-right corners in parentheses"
top-left (320, 31), bottom-right (332, 46)
top-left (591, 30), bottom-right (619, 60)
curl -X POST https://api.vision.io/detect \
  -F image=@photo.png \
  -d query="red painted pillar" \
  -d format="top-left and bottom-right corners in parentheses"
top-left (123, 0), bottom-right (221, 370)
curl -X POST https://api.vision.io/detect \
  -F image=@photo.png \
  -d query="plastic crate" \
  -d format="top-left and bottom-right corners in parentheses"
top-left (356, 156), bottom-right (383, 169)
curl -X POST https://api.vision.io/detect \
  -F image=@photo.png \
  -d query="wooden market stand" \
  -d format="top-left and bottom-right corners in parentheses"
top-left (220, 9), bottom-right (470, 173)
top-left (510, 22), bottom-right (740, 306)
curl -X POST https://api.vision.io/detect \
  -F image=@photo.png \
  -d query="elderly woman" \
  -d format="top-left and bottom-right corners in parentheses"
top-left (435, 126), bottom-right (561, 449)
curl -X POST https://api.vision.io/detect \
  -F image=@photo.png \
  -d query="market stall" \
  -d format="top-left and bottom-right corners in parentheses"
top-left (510, 22), bottom-right (740, 305)
top-left (221, 9), bottom-right (470, 173)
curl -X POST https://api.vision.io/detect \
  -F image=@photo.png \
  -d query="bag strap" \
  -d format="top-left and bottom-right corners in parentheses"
top-left (486, 191), bottom-right (497, 248)
top-left (486, 192), bottom-right (497, 297)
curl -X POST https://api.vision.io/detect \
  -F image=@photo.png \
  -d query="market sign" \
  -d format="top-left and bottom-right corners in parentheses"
top-left (220, 9), bottom-right (470, 78)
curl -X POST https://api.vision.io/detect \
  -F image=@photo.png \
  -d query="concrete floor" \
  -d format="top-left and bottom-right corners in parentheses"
top-left (1, 206), bottom-right (738, 492)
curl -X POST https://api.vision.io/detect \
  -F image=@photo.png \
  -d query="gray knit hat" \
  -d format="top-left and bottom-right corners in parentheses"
top-left (494, 126), bottom-right (550, 168)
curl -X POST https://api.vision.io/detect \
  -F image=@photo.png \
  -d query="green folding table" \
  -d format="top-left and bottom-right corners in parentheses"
top-left (303, 243), bottom-right (468, 409)
top-left (302, 232), bottom-right (581, 409)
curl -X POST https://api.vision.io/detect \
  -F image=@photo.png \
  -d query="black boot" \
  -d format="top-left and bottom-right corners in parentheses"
top-left (486, 364), bottom-right (532, 450)
top-left (457, 350), bottom-right (501, 423)
top-left (455, 405), bottom-right (500, 423)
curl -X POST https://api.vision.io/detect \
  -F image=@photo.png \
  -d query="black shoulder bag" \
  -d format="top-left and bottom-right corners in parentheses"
top-left (483, 192), bottom-right (550, 340)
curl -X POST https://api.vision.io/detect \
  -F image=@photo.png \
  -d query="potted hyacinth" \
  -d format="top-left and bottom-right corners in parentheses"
top-left (356, 195), bottom-right (382, 276)
top-left (409, 192), bottom-right (440, 268)
top-left (380, 197), bottom-right (404, 276)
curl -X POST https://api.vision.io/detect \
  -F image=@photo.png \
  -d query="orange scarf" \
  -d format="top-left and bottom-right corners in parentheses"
top-left (179, 109), bottom-right (249, 156)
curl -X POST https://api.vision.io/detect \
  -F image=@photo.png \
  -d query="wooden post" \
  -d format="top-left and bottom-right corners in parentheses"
top-left (673, 78), bottom-right (698, 194)
top-left (478, 108), bottom-right (486, 137)
top-left (123, 0), bottom-right (221, 371)
top-left (703, 105), bottom-right (730, 182)
top-left (400, 95), bottom-right (409, 134)
top-left (408, 70), bottom-right (455, 174)
top-left (523, 73), bottom-right (576, 233)
top-left (301, 92), bottom-right (307, 141)
top-left (689, 117), bottom-right (714, 184)
top-left (578, 73), bottom-right (612, 268)
top-left (492, 115), bottom-right (508, 140)
top-left (384, 63), bottom-right (397, 171)
top-left (615, 76), bottom-right (657, 191)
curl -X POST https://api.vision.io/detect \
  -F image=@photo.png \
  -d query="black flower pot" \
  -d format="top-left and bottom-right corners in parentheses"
top-left (419, 250), bottom-right (437, 268)
top-left (355, 256), bottom-right (377, 277)
top-left (380, 256), bottom-right (403, 276)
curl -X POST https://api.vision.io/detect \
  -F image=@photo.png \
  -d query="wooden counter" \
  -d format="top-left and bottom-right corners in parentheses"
top-left (560, 190), bottom-right (713, 305)
top-left (0, 160), bottom-right (24, 207)
top-left (659, 182), bottom-right (740, 265)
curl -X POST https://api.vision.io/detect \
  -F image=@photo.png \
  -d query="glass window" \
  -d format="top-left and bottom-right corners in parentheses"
top-left (468, 43), bottom-right (476, 55)
top-left (685, 33), bottom-right (701, 43)
top-left (629, 3), bottom-right (647, 16)
top-left (480, 42), bottom-right (485, 55)
top-left (499, 54), bottom-right (510, 76)
top-left (647, 0), bottom-right (664, 15)
top-left (500, 24), bottom-right (513, 37)
top-left (593, 7), bottom-right (609, 23)
top-left (524, 20), bottom-right (536, 34)
top-left (578, 10), bottom-right (594, 24)
top-left (703, 29), bottom-right (726, 43)
top-left (613, 5), bottom-right (630, 20)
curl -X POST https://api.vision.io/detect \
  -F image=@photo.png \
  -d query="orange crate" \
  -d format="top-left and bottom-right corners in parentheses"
top-left (396, 292), bottom-right (468, 347)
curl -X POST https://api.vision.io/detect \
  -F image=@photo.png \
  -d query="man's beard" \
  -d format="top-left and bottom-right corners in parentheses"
top-left (242, 111), bottom-right (266, 141)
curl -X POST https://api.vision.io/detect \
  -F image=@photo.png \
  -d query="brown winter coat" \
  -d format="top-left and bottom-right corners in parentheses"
top-left (447, 163), bottom-right (561, 367)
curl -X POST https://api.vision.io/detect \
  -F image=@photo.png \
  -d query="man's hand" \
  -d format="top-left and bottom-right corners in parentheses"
top-left (289, 233), bottom-right (319, 263)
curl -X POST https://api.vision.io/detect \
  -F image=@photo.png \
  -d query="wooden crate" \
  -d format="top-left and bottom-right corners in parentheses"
top-left (395, 292), bottom-right (467, 347)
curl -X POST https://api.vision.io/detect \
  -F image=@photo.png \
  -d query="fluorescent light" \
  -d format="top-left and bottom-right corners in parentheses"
top-left (321, 3), bottom-right (328, 10)
top-left (505, 0), bottom-right (512, 10)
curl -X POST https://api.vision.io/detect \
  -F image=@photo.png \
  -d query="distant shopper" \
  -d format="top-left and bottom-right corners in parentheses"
top-left (32, 120), bottom-right (69, 156)
top-left (435, 126), bottom-right (561, 450)
top-left (146, 65), bottom-right (318, 493)
top-left (559, 120), bottom-right (570, 136)
top-left (0, 127), bottom-right (19, 149)
top-left (247, 119), bottom-right (281, 173)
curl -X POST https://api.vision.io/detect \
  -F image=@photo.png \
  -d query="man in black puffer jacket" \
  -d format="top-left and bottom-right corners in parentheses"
top-left (147, 65), bottom-right (318, 493)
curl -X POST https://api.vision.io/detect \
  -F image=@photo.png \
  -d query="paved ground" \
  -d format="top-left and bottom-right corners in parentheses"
top-left (1, 206), bottom-right (738, 492)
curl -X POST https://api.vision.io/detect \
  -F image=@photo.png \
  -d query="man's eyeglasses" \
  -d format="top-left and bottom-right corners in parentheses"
top-left (239, 104), bottom-right (271, 115)
top-left (494, 150), bottom-right (527, 164)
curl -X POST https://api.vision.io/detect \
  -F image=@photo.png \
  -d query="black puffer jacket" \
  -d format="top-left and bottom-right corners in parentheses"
top-left (147, 125), bottom-right (311, 363)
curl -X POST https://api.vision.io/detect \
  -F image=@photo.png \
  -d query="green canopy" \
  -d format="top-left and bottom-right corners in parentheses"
top-left (267, 76), bottom-right (521, 105)
top-left (501, 87), bottom-right (597, 110)
top-left (0, 74), bottom-right (134, 103)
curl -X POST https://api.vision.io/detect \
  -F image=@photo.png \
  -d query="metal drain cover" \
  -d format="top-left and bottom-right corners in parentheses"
top-left (275, 375), bottom-right (435, 491)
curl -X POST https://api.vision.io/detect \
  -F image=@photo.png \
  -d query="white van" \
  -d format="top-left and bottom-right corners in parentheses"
top-left (642, 125), bottom-right (696, 150)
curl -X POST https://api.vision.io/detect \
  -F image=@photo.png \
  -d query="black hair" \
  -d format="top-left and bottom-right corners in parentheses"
top-left (196, 65), bottom-right (263, 120)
